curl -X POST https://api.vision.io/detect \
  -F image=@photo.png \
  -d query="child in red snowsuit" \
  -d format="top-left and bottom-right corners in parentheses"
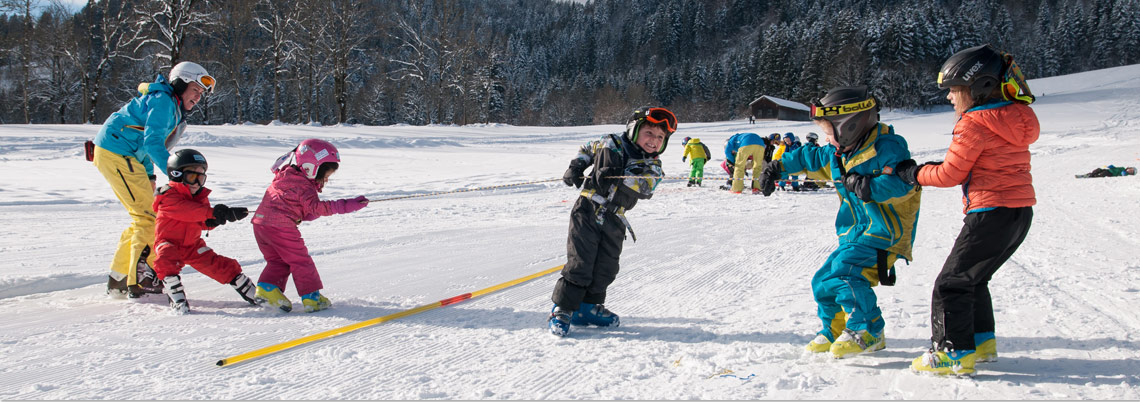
top-left (251, 139), bottom-right (369, 313)
top-left (152, 149), bottom-right (256, 314)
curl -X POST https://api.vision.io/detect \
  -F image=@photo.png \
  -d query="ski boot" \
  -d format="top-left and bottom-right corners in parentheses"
top-left (230, 273), bottom-right (258, 305)
top-left (548, 305), bottom-right (572, 337)
top-left (301, 291), bottom-right (331, 313)
top-left (830, 328), bottom-right (885, 359)
top-left (107, 275), bottom-right (129, 299)
top-left (129, 246), bottom-right (164, 298)
top-left (805, 333), bottom-right (833, 353)
top-left (254, 282), bottom-right (293, 312)
top-left (163, 275), bottom-right (190, 315)
top-left (975, 332), bottom-right (997, 362)
top-left (911, 348), bottom-right (976, 377)
top-left (570, 303), bottom-right (620, 327)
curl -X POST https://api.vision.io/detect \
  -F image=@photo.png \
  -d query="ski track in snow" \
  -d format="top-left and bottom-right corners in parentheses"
top-left (1, 65), bottom-right (1140, 399)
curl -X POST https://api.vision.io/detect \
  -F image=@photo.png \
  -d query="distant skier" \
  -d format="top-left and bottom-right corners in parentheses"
top-left (551, 107), bottom-right (676, 337)
top-left (251, 139), bottom-right (370, 313)
top-left (1075, 165), bottom-right (1136, 178)
top-left (723, 132), bottom-right (768, 194)
top-left (777, 133), bottom-right (802, 191)
top-left (758, 86), bottom-right (921, 359)
top-left (681, 137), bottom-right (711, 187)
top-left (92, 61), bottom-right (215, 298)
top-left (152, 149), bottom-right (256, 314)
top-left (895, 44), bottom-right (1039, 376)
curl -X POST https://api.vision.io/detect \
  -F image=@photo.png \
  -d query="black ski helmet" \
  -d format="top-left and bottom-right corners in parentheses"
top-left (810, 86), bottom-right (880, 150)
top-left (624, 106), bottom-right (677, 156)
top-left (937, 44), bottom-right (1005, 105)
top-left (167, 149), bottom-right (208, 182)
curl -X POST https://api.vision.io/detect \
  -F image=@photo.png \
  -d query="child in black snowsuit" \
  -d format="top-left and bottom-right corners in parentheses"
top-left (549, 107), bottom-right (677, 337)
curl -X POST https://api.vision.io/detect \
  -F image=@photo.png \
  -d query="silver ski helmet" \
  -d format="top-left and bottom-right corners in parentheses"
top-left (169, 61), bottom-right (216, 95)
top-left (810, 86), bottom-right (880, 150)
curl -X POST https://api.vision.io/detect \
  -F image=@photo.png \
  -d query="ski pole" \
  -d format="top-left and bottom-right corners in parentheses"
top-left (604, 175), bottom-right (840, 184)
top-left (215, 265), bottom-right (564, 367)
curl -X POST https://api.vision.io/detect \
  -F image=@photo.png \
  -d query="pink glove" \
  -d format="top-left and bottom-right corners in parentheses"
top-left (331, 196), bottom-right (369, 214)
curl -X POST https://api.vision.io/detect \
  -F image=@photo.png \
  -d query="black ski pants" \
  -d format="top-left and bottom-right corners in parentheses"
top-left (552, 197), bottom-right (625, 311)
top-left (931, 206), bottom-right (1033, 351)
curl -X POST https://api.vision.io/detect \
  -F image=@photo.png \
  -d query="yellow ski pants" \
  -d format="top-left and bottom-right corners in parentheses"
top-left (92, 146), bottom-right (156, 286)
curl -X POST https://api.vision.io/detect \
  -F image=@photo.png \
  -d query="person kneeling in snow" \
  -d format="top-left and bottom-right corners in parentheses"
top-left (550, 107), bottom-right (676, 337)
top-left (153, 149), bottom-right (256, 314)
top-left (759, 86), bottom-right (921, 359)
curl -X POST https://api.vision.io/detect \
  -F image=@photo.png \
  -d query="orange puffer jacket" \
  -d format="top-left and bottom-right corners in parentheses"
top-left (916, 101), bottom-right (1040, 214)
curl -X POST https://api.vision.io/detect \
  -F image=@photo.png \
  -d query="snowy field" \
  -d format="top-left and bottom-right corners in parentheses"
top-left (0, 64), bottom-right (1138, 400)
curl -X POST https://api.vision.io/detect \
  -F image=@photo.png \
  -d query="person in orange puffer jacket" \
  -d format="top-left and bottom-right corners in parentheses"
top-left (895, 44), bottom-right (1039, 376)
top-left (152, 149), bottom-right (258, 315)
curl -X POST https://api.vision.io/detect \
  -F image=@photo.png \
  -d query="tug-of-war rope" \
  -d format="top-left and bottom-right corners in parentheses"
top-left (368, 176), bottom-right (840, 203)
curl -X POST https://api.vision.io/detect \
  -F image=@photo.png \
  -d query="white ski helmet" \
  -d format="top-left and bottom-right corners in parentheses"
top-left (169, 61), bottom-right (215, 94)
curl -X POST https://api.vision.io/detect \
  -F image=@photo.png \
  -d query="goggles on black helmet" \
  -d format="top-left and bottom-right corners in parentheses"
top-left (810, 89), bottom-right (879, 150)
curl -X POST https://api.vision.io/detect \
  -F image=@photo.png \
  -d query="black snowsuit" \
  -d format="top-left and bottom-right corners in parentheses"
top-left (552, 133), bottom-right (663, 311)
top-left (931, 207), bottom-right (1033, 350)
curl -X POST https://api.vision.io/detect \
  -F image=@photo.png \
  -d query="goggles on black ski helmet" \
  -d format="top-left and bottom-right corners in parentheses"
top-left (810, 86), bottom-right (880, 150)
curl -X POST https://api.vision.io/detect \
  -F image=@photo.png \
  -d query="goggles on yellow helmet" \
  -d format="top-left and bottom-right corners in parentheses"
top-left (1000, 54), bottom-right (1034, 104)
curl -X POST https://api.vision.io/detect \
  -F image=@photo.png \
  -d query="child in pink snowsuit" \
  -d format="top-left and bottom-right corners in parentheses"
top-left (251, 139), bottom-right (368, 313)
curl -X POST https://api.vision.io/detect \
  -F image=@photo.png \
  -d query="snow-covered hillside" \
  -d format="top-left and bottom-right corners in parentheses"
top-left (0, 64), bottom-right (1138, 399)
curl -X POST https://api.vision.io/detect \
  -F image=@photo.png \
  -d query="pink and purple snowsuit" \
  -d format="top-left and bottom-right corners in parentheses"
top-left (252, 166), bottom-right (366, 296)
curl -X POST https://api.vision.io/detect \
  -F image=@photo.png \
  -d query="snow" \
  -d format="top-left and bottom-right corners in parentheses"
top-left (1, 64), bottom-right (1139, 399)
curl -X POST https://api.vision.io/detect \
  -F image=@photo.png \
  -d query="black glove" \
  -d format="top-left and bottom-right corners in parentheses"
top-left (895, 159), bottom-right (920, 186)
top-left (758, 160), bottom-right (782, 197)
top-left (562, 159), bottom-right (587, 188)
top-left (842, 173), bottom-right (874, 202)
top-left (204, 218), bottom-right (224, 228)
top-left (592, 149), bottom-right (623, 197)
top-left (213, 204), bottom-right (250, 223)
top-left (681, 156), bottom-right (687, 163)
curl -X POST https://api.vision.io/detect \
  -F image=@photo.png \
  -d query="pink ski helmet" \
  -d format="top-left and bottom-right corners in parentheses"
top-left (294, 139), bottom-right (340, 179)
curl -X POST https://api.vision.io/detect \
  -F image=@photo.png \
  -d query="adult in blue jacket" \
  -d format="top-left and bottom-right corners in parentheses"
top-left (92, 61), bottom-right (215, 298)
top-left (759, 86), bottom-right (921, 359)
top-left (723, 132), bottom-right (768, 193)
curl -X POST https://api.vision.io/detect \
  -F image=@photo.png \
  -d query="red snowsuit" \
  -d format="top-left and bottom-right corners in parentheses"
top-left (151, 182), bottom-right (242, 284)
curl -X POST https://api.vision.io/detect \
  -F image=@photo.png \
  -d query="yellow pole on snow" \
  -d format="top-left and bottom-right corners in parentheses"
top-left (216, 265), bottom-right (564, 367)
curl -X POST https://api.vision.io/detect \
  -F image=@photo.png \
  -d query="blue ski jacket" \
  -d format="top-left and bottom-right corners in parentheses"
top-left (94, 75), bottom-right (185, 177)
top-left (723, 133), bottom-right (766, 161)
top-left (779, 123), bottom-right (922, 260)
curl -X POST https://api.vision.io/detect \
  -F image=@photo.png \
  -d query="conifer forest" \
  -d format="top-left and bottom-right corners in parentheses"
top-left (0, 0), bottom-right (1137, 126)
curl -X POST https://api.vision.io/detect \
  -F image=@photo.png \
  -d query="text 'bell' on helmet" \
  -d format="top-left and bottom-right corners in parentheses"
top-left (624, 106), bottom-right (677, 155)
top-left (937, 44), bottom-right (1004, 104)
top-left (810, 86), bottom-right (880, 150)
top-left (167, 149), bottom-right (208, 182)
top-left (169, 61), bottom-right (216, 94)
top-left (294, 139), bottom-right (340, 180)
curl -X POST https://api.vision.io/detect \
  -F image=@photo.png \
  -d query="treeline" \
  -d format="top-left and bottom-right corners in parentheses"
top-left (0, 0), bottom-right (1137, 126)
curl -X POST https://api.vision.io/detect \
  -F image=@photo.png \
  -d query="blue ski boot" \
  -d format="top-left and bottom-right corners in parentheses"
top-left (571, 303), bottom-right (620, 327)
top-left (548, 305), bottom-right (572, 337)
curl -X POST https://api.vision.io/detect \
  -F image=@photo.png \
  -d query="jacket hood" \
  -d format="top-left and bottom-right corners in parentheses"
top-left (688, 138), bottom-right (701, 144)
top-left (137, 74), bottom-right (174, 97)
top-left (965, 102), bottom-right (1040, 147)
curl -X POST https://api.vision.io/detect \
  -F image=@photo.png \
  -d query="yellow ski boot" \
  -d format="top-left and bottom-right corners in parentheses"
top-left (302, 291), bottom-right (331, 313)
top-left (805, 334), bottom-right (833, 353)
top-left (829, 329), bottom-right (885, 359)
top-left (975, 333), bottom-right (998, 363)
top-left (911, 349), bottom-right (976, 377)
top-left (254, 283), bottom-right (292, 312)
